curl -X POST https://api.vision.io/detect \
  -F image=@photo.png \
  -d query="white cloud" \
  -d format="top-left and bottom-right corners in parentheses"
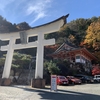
top-left (26, 0), bottom-right (52, 25)
top-left (30, 12), bottom-right (46, 25)
top-left (0, 0), bottom-right (14, 11)
top-left (0, 0), bottom-right (53, 26)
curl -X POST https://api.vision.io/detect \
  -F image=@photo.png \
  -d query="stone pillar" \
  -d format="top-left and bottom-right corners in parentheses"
top-left (31, 79), bottom-right (45, 88)
top-left (1, 37), bottom-right (15, 85)
top-left (35, 33), bottom-right (44, 79)
top-left (32, 33), bottom-right (45, 88)
top-left (0, 78), bottom-right (11, 86)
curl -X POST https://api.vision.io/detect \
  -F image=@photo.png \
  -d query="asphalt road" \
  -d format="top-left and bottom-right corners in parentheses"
top-left (0, 83), bottom-right (100, 100)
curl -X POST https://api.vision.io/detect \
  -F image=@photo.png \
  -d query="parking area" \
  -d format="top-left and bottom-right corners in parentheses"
top-left (0, 83), bottom-right (100, 100)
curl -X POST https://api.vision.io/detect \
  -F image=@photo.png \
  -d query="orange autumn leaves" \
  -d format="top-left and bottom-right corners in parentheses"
top-left (92, 64), bottom-right (100, 75)
top-left (84, 20), bottom-right (100, 50)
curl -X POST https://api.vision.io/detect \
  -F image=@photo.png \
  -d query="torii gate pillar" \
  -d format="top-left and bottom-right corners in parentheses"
top-left (0, 14), bottom-right (69, 87)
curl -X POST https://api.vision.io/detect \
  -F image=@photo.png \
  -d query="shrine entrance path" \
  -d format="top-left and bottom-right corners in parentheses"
top-left (0, 84), bottom-right (100, 100)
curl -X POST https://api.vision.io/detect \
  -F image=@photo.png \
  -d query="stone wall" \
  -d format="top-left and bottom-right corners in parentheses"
top-left (0, 69), bottom-right (35, 85)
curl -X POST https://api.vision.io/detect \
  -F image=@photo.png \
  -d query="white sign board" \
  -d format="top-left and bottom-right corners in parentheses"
top-left (51, 75), bottom-right (57, 91)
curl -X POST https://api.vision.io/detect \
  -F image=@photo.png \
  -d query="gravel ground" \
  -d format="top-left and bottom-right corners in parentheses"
top-left (0, 83), bottom-right (100, 100)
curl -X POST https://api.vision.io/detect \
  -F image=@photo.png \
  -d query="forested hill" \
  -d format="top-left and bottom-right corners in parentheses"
top-left (45, 16), bottom-right (100, 63)
top-left (0, 15), bottom-right (100, 63)
top-left (0, 15), bottom-right (31, 33)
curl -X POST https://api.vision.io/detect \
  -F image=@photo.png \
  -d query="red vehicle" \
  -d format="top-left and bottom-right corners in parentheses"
top-left (66, 76), bottom-right (82, 85)
top-left (57, 75), bottom-right (69, 85)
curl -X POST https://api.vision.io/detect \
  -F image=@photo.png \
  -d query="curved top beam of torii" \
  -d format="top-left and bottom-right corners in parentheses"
top-left (0, 14), bottom-right (69, 41)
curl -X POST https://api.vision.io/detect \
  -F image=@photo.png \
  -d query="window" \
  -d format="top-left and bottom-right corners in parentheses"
top-left (76, 56), bottom-right (80, 59)
top-left (75, 55), bottom-right (80, 62)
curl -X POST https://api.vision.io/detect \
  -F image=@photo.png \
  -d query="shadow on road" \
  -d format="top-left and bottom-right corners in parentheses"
top-left (11, 85), bottom-right (100, 100)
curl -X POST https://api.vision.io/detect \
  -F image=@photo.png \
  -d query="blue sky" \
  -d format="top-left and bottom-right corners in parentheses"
top-left (0, 0), bottom-right (100, 27)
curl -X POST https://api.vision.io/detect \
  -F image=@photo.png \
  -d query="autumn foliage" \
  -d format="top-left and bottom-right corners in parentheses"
top-left (92, 64), bottom-right (100, 75)
top-left (84, 20), bottom-right (100, 51)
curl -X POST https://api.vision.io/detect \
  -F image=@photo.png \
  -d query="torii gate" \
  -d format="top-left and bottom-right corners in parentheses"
top-left (0, 14), bottom-right (69, 87)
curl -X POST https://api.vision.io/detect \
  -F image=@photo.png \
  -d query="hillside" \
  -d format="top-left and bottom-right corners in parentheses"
top-left (0, 15), bottom-right (100, 63)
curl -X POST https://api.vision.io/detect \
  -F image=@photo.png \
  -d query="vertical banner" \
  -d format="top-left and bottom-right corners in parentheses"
top-left (51, 75), bottom-right (57, 91)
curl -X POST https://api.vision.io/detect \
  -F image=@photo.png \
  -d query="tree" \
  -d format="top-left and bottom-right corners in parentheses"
top-left (67, 18), bottom-right (91, 43)
top-left (0, 57), bottom-right (5, 67)
top-left (0, 52), bottom-right (32, 81)
top-left (43, 60), bottom-right (60, 84)
top-left (57, 60), bottom-right (69, 76)
top-left (16, 22), bottom-right (31, 31)
top-left (92, 64), bottom-right (100, 75)
top-left (0, 15), bottom-right (18, 33)
top-left (94, 51), bottom-right (100, 63)
top-left (12, 52), bottom-right (32, 69)
top-left (0, 57), bottom-right (5, 75)
top-left (44, 60), bottom-right (60, 75)
top-left (84, 20), bottom-right (100, 51)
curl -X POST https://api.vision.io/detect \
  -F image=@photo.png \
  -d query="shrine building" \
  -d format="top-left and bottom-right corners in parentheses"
top-left (48, 41), bottom-right (97, 72)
